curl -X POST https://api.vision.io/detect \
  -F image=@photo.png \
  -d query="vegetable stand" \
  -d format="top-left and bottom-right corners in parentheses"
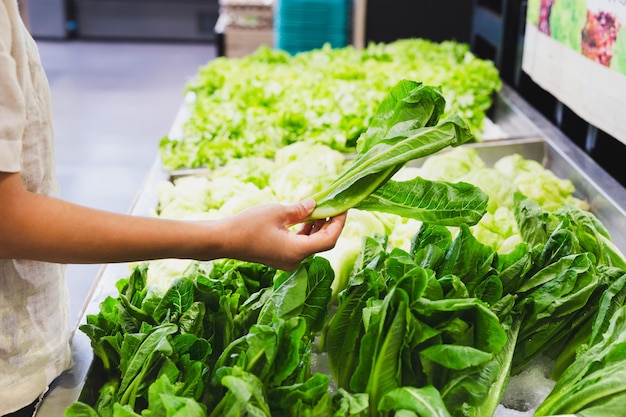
top-left (35, 83), bottom-right (626, 416)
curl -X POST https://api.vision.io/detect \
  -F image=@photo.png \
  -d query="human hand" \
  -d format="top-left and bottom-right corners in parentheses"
top-left (221, 198), bottom-right (347, 271)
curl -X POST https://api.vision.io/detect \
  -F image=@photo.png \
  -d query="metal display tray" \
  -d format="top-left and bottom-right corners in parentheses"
top-left (35, 84), bottom-right (626, 416)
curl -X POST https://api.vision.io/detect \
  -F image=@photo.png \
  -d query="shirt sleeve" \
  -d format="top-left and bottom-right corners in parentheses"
top-left (0, 0), bottom-right (26, 173)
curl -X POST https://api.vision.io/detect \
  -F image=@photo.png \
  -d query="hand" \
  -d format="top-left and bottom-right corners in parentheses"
top-left (222, 198), bottom-right (347, 271)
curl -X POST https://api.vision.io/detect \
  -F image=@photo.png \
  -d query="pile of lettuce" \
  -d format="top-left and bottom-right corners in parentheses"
top-left (146, 140), bottom-right (588, 299)
top-left (69, 137), bottom-right (626, 416)
top-left (159, 39), bottom-right (501, 170)
top-left (65, 195), bottom-right (626, 417)
top-left (66, 73), bottom-right (626, 416)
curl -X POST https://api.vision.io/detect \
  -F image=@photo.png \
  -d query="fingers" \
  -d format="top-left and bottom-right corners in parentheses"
top-left (297, 221), bottom-right (314, 235)
top-left (282, 214), bottom-right (346, 270)
top-left (292, 200), bottom-right (347, 238)
top-left (309, 212), bottom-right (347, 236)
top-left (322, 212), bottom-right (347, 240)
top-left (284, 198), bottom-right (316, 226)
top-left (298, 211), bottom-right (347, 251)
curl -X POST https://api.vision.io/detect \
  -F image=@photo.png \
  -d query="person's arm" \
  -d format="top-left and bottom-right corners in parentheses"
top-left (0, 171), bottom-right (347, 271)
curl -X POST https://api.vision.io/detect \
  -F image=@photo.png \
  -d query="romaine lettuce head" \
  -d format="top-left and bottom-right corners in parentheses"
top-left (144, 258), bottom-right (195, 291)
top-left (211, 155), bottom-right (275, 188)
top-left (419, 147), bottom-right (487, 181)
top-left (157, 174), bottom-right (276, 220)
top-left (319, 209), bottom-right (390, 297)
top-left (340, 209), bottom-right (391, 241)
top-left (494, 154), bottom-right (580, 211)
top-left (270, 143), bottom-right (347, 202)
top-left (270, 164), bottom-right (319, 202)
top-left (387, 216), bottom-right (424, 252)
top-left (205, 176), bottom-right (269, 209)
top-left (459, 167), bottom-right (517, 213)
top-left (218, 187), bottom-right (278, 216)
top-left (471, 207), bottom-right (521, 253)
top-left (273, 140), bottom-right (346, 169)
top-left (156, 176), bottom-right (212, 218)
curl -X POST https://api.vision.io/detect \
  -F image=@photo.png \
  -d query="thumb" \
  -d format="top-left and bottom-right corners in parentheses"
top-left (286, 198), bottom-right (316, 224)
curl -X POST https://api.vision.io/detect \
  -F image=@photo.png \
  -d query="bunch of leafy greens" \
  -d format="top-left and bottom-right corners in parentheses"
top-left (507, 192), bottom-right (626, 370)
top-left (321, 230), bottom-right (511, 417)
top-left (66, 256), bottom-right (350, 417)
top-left (321, 190), bottom-right (626, 416)
top-left (533, 268), bottom-right (626, 416)
top-left (306, 79), bottom-right (488, 224)
top-left (159, 39), bottom-right (501, 170)
top-left (66, 190), bottom-right (626, 416)
top-left (67, 56), bottom-right (626, 414)
top-left (516, 196), bottom-right (626, 416)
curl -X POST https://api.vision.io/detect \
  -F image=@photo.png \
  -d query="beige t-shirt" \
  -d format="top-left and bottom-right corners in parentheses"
top-left (0, 0), bottom-right (71, 414)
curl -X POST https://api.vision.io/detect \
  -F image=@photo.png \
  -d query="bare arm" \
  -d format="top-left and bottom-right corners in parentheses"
top-left (0, 172), bottom-right (347, 271)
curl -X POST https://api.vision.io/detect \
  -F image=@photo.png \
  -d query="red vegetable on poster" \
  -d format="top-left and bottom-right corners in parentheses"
top-left (523, 0), bottom-right (626, 145)
top-left (581, 9), bottom-right (622, 66)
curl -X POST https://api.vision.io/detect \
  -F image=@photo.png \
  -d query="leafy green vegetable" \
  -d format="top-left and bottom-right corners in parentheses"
top-left (307, 80), bottom-right (487, 223)
top-left (64, 402), bottom-right (100, 417)
top-left (535, 298), bottom-right (626, 416)
top-left (144, 375), bottom-right (207, 417)
top-left (442, 306), bottom-right (520, 417)
top-left (117, 323), bottom-right (177, 408)
top-left (355, 178), bottom-right (489, 227)
top-left (208, 367), bottom-right (272, 417)
top-left (332, 388), bottom-right (369, 416)
top-left (257, 256), bottom-right (334, 333)
top-left (378, 385), bottom-right (452, 417)
top-left (70, 256), bottom-right (346, 417)
top-left (323, 231), bottom-right (510, 417)
top-left (160, 40), bottom-right (502, 170)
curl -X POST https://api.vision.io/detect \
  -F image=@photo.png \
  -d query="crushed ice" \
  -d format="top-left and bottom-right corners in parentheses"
top-left (495, 355), bottom-right (556, 417)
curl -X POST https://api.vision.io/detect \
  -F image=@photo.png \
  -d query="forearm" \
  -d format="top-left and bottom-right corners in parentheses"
top-left (0, 178), bottom-right (226, 263)
top-left (0, 172), bottom-right (346, 270)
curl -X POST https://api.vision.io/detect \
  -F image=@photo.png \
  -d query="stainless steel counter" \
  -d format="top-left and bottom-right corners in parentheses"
top-left (35, 83), bottom-right (626, 416)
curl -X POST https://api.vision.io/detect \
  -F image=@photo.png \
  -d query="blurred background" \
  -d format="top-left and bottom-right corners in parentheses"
top-left (18, 0), bottom-right (472, 45)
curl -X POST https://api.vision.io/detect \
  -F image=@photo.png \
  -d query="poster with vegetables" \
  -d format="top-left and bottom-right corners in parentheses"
top-left (523, 0), bottom-right (626, 144)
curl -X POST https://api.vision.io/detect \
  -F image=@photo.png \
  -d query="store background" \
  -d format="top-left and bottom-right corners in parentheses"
top-left (17, 0), bottom-right (626, 324)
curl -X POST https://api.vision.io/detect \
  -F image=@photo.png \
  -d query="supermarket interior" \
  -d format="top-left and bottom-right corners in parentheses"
top-left (7, 0), bottom-right (626, 416)
top-left (22, 0), bottom-right (492, 326)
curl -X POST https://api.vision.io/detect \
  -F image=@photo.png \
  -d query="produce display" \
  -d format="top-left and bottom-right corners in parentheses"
top-left (65, 69), bottom-right (626, 417)
top-left (158, 38), bottom-right (502, 170)
top-left (63, 72), bottom-right (626, 416)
